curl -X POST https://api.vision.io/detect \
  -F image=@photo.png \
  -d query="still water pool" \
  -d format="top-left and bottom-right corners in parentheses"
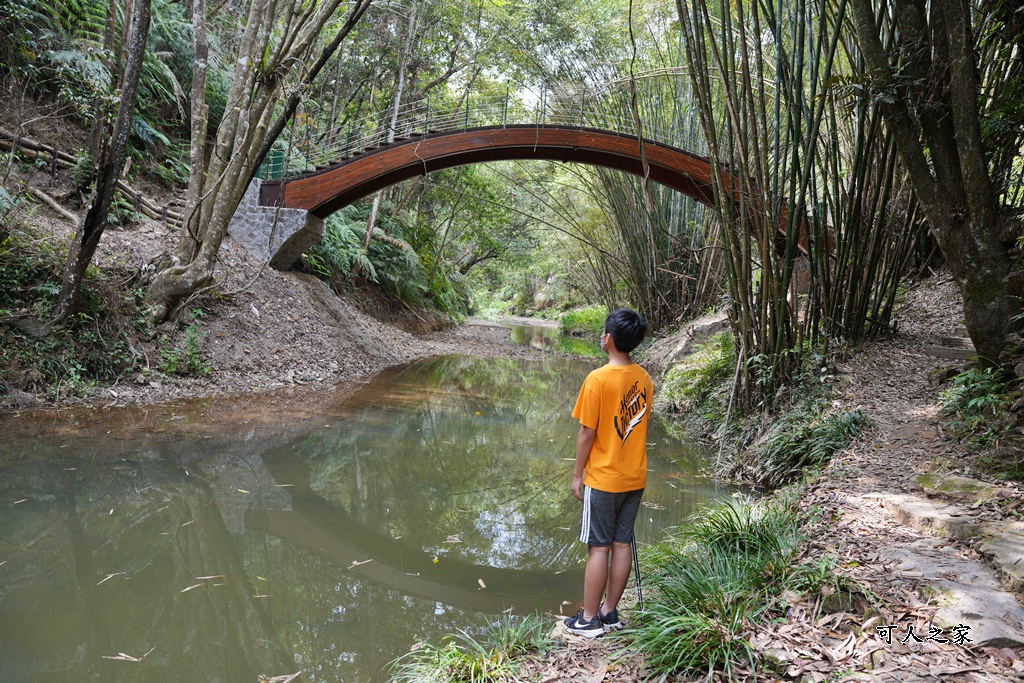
top-left (0, 352), bottom-right (731, 682)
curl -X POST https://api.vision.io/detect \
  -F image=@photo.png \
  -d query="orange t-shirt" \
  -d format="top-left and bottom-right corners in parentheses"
top-left (572, 363), bottom-right (653, 492)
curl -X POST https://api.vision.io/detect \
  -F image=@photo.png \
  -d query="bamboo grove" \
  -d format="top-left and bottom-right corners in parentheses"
top-left (673, 0), bottom-right (1024, 412)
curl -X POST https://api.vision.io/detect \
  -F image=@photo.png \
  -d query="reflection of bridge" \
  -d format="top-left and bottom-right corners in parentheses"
top-left (253, 450), bottom-right (581, 614)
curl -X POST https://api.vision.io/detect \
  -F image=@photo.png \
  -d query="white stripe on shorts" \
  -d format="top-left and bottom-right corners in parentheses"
top-left (579, 485), bottom-right (592, 543)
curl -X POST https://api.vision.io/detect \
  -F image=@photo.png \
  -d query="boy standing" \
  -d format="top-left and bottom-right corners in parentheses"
top-left (563, 308), bottom-right (653, 638)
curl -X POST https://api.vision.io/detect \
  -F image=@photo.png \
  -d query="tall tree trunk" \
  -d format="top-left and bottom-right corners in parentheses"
top-left (181, 0), bottom-right (210, 264)
top-left (363, 0), bottom-right (420, 249)
top-left (146, 0), bottom-right (366, 324)
top-left (248, 0), bottom-right (373, 187)
top-left (147, 0), bottom-right (269, 323)
top-left (85, 0), bottom-right (120, 170)
top-left (51, 0), bottom-right (153, 326)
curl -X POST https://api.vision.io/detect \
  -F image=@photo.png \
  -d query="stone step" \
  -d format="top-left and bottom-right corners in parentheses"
top-left (937, 336), bottom-right (974, 350)
top-left (911, 472), bottom-right (1007, 504)
top-left (858, 491), bottom-right (1024, 647)
top-left (862, 492), bottom-right (985, 540)
top-left (882, 541), bottom-right (1024, 647)
top-left (924, 345), bottom-right (976, 360)
top-left (976, 521), bottom-right (1024, 594)
top-left (865, 489), bottom-right (1024, 594)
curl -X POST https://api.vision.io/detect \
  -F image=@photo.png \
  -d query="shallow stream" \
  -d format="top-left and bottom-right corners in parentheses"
top-left (0, 328), bottom-right (731, 682)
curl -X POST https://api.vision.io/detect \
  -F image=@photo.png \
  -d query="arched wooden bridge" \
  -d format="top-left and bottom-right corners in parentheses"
top-left (260, 124), bottom-right (720, 215)
top-left (258, 124), bottom-right (819, 253)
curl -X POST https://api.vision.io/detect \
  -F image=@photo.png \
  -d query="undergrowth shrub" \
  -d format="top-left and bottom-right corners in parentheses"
top-left (0, 215), bottom-right (145, 397)
top-left (748, 403), bottom-right (867, 487)
top-left (305, 205), bottom-right (469, 314)
top-left (2, 0), bottom-right (227, 187)
top-left (632, 495), bottom-right (804, 678)
top-left (559, 304), bottom-right (607, 338)
top-left (658, 331), bottom-right (735, 421)
top-left (474, 269), bottom-right (539, 316)
top-left (557, 335), bottom-right (603, 358)
top-left (939, 367), bottom-right (1012, 442)
top-left (158, 309), bottom-right (211, 377)
top-left (305, 208), bottom-right (375, 280)
top-left (389, 612), bottom-right (549, 683)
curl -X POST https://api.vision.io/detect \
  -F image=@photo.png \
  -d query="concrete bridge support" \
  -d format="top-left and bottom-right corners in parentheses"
top-left (227, 179), bottom-right (324, 269)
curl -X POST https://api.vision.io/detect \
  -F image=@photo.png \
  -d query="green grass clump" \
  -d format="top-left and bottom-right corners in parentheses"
top-left (749, 404), bottom-right (866, 487)
top-left (786, 552), bottom-right (875, 620)
top-left (158, 309), bottom-right (212, 377)
top-left (389, 612), bottom-right (549, 683)
top-left (557, 335), bottom-right (603, 357)
top-left (559, 305), bottom-right (607, 338)
top-left (658, 331), bottom-right (735, 420)
top-left (631, 496), bottom-right (804, 678)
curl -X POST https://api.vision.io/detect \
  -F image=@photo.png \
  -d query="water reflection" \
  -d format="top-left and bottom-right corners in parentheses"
top-left (0, 355), bottom-right (732, 682)
top-left (507, 323), bottom-right (560, 350)
top-left (506, 323), bottom-right (603, 357)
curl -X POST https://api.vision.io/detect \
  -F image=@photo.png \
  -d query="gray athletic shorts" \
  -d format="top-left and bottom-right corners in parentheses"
top-left (579, 486), bottom-right (645, 546)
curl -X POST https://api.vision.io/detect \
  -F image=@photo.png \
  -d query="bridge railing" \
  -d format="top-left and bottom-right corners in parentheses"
top-left (260, 83), bottom-right (708, 179)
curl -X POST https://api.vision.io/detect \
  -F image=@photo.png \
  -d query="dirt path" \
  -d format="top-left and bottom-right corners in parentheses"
top-left (788, 277), bottom-right (1024, 681)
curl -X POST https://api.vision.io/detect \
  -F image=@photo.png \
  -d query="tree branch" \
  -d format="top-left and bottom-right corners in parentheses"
top-left (28, 188), bottom-right (78, 226)
top-left (248, 0), bottom-right (373, 185)
top-left (848, 0), bottom-right (942, 216)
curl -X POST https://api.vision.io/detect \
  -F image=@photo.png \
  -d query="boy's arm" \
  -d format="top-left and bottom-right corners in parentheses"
top-left (571, 425), bottom-right (596, 501)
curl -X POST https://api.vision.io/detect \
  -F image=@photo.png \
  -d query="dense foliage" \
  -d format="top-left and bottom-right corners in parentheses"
top-left (0, 0), bottom-right (738, 325)
top-left (1, 0), bottom-right (1021, 374)
top-left (2, 0), bottom-right (1022, 678)
top-left (0, 0), bottom-right (221, 181)
top-left (0, 203), bottom-right (144, 396)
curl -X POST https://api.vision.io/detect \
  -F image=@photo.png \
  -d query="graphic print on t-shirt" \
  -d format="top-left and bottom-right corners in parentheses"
top-left (613, 380), bottom-right (648, 444)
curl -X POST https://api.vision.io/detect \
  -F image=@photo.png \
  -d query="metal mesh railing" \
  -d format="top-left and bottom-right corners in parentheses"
top-left (260, 81), bottom-right (708, 179)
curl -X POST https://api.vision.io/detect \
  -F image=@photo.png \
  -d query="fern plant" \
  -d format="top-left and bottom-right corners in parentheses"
top-left (5, 0), bottom-right (214, 183)
top-left (309, 208), bottom-right (377, 281)
top-left (307, 205), bottom-right (434, 307)
top-left (939, 367), bottom-right (1012, 438)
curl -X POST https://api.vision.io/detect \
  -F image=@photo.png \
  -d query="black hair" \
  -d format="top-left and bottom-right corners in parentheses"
top-left (604, 308), bottom-right (647, 353)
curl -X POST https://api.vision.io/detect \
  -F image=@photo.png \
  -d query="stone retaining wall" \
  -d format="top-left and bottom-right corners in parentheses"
top-left (227, 179), bottom-right (324, 270)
